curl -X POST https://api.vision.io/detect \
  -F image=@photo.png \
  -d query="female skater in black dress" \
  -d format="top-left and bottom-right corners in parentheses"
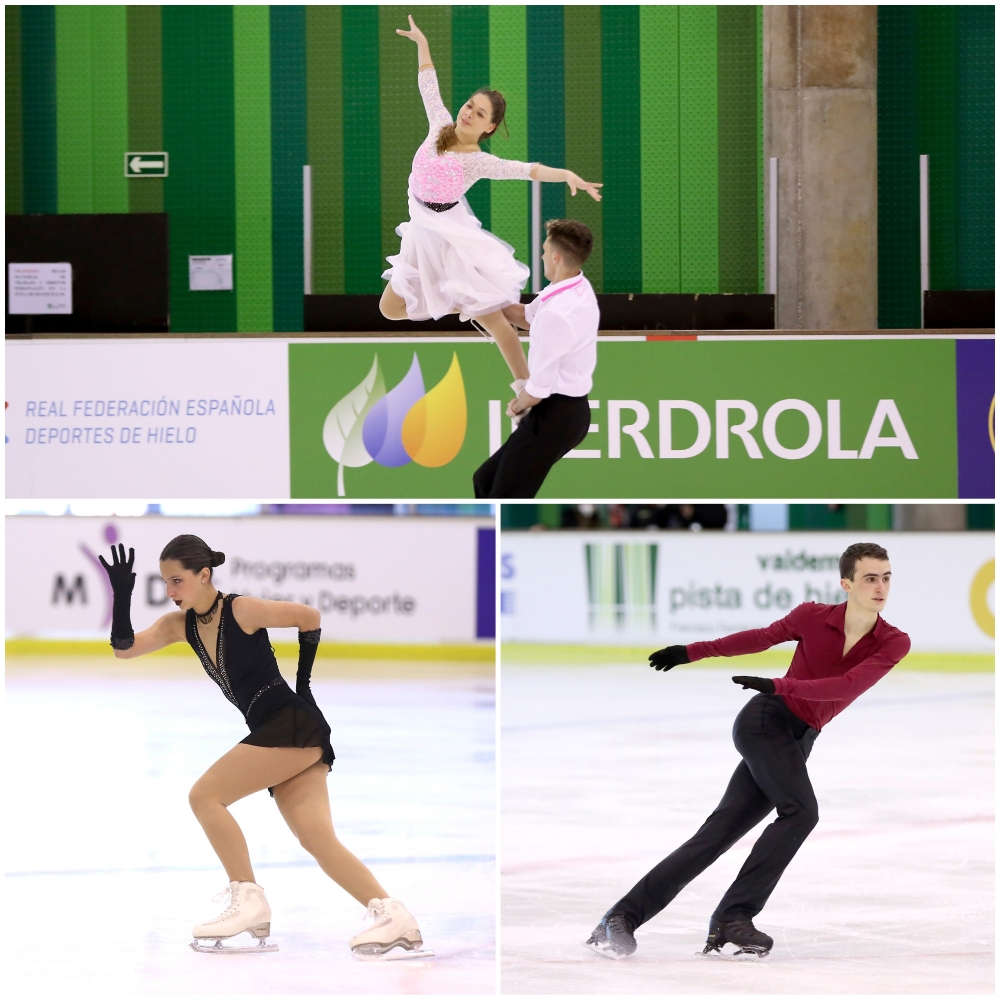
top-left (100, 535), bottom-right (428, 958)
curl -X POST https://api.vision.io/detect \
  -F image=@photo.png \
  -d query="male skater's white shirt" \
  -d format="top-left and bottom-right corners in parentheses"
top-left (523, 271), bottom-right (599, 399)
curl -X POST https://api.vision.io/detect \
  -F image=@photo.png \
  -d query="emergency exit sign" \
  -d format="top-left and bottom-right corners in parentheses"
top-left (125, 152), bottom-right (168, 177)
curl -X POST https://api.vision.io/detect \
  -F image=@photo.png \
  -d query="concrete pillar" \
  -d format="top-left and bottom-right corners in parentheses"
top-left (894, 505), bottom-right (968, 531)
top-left (764, 6), bottom-right (878, 329)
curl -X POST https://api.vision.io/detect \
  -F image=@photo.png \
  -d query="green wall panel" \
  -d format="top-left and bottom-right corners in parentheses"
top-left (342, 5), bottom-right (381, 294)
top-left (233, 6), bottom-right (273, 333)
top-left (640, 6), bottom-right (679, 293)
top-left (127, 5), bottom-right (164, 214)
top-left (717, 4), bottom-right (759, 293)
top-left (306, 5), bottom-right (344, 295)
top-left (7, 7), bottom-right (24, 215)
top-left (678, 4), bottom-right (718, 292)
top-left (270, 5), bottom-right (306, 332)
top-left (90, 6), bottom-right (129, 214)
top-left (488, 5), bottom-right (529, 267)
top-left (527, 3), bottom-right (565, 277)
top-left (21, 5), bottom-right (58, 215)
top-left (956, 6), bottom-right (994, 290)
top-left (452, 5), bottom-right (490, 229)
top-left (55, 5), bottom-right (94, 213)
top-left (564, 5), bottom-right (603, 291)
top-left (163, 4), bottom-right (236, 333)
top-left (601, 5), bottom-right (641, 292)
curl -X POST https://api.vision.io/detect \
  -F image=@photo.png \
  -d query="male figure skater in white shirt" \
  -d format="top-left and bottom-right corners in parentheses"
top-left (472, 219), bottom-right (599, 499)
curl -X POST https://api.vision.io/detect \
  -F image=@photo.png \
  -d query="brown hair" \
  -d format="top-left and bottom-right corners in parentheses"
top-left (160, 534), bottom-right (226, 577)
top-left (839, 542), bottom-right (889, 581)
top-left (436, 88), bottom-right (508, 155)
top-left (545, 219), bottom-right (594, 266)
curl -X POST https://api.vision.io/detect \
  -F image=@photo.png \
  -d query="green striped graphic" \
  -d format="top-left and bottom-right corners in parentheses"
top-left (306, 4), bottom-right (344, 295)
top-left (91, 6), bottom-right (128, 214)
top-left (563, 5), bottom-right (603, 291)
top-left (717, 4), bottom-right (759, 292)
top-left (55, 5), bottom-right (93, 213)
top-left (342, 5), bottom-right (381, 293)
top-left (528, 3), bottom-right (565, 278)
top-left (21, 5), bottom-right (57, 214)
top-left (380, 6), bottom-right (452, 278)
top-left (678, 4), bottom-right (718, 292)
top-left (602, 5), bottom-right (641, 292)
top-left (126, 5), bottom-right (164, 214)
top-left (6, 6), bottom-right (24, 214)
top-left (270, 5), bottom-right (305, 331)
top-left (640, 6), bottom-right (679, 293)
top-left (488, 4), bottom-right (529, 266)
top-left (233, 6), bottom-right (273, 332)
top-left (163, 4), bottom-right (236, 332)
top-left (452, 4), bottom-right (490, 228)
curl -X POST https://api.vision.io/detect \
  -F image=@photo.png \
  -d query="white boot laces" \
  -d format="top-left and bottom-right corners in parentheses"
top-left (207, 883), bottom-right (238, 920)
top-left (362, 898), bottom-right (390, 929)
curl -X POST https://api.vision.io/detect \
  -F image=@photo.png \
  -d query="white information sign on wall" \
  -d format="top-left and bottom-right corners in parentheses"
top-left (6, 515), bottom-right (488, 644)
top-left (5, 339), bottom-right (289, 497)
top-left (188, 255), bottom-right (233, 291)
top-left (8, 262), bottom-right (72, 314)
top-left (501, 531), bottom-right (995, 653)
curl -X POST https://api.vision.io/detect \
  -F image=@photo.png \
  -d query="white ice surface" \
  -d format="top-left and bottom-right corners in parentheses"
top-left (6, 667), bottom-right (495, 996)
top-left (501, 664), bottom-right (994, 994)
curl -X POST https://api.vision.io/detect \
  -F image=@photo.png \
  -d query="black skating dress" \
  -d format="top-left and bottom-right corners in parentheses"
top-left (187, 594), bottom-right (334, 793)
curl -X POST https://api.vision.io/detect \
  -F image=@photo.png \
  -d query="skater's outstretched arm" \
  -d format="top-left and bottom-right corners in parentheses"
top-left (530, 164), bottom-right (603, 202)
top-left (397, 15), bottom-right (432, 70)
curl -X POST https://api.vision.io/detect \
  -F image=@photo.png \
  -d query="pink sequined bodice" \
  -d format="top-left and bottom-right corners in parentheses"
top-left (410, 68), bottom-right (536, 204)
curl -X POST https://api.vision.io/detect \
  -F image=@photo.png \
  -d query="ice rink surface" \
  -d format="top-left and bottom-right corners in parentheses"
top-left (6, 659), bottom-right (495, 996)
top-left (501, 663), bottom-right (994, 994)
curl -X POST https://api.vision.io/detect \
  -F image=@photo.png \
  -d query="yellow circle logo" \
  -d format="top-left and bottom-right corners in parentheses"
top-left (969, 559), bottom-right (995, 638)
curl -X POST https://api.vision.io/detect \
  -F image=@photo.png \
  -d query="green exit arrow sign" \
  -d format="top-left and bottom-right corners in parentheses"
top-left (125, 152), bottom-right (168, 177)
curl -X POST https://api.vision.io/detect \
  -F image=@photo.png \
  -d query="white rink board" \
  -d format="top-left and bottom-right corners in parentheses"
top-left (6, 515), bottom-right (485, 643)
top-left (500, 531), bottom-right (995, 652)
top-left (6, 339), bottom-right (289, 497)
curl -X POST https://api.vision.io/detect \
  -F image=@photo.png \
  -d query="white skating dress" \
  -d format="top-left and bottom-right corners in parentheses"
top-left (383, 67), bottom-right (537, 320)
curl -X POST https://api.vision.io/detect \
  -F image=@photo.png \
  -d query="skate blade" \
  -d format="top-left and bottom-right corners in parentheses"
top-left (582, 939), bottom-right (632, 961)
top-left (698, 945), bottom-right (769, 962)
top-left (191, 937), bottom-right (278, 954)
top-left (351, 940), bottom-right (434, 962)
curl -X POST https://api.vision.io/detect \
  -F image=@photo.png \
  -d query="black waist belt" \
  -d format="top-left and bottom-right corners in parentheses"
top-left (417, 197), bottom-right (459, 213)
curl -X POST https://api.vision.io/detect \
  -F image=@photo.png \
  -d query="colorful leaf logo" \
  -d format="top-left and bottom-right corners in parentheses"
top-left (402, 352), bottom-right (467, 467)
top-left (362, 353), bottom-right (426, 467)
top-left (322, 355), bottom-right (386, 496)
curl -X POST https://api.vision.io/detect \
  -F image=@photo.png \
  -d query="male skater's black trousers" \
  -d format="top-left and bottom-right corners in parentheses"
top-left (473, 393), bottom-right (591, 499)
top-left (613, 694), bottom-right (820, 930)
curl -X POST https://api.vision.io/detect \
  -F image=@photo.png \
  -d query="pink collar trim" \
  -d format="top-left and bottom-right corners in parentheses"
top-left (539, 275), bottom-right (584, 302)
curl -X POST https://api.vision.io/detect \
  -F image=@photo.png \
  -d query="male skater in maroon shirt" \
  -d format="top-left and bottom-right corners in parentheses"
top-left (585, 542), bottom-right (909, 961)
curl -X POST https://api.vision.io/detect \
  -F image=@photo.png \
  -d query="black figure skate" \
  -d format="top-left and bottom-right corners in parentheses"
top-left (583, 912), bottom-right (637, 960)
top-left (700, 917), bottom-right (772, 960)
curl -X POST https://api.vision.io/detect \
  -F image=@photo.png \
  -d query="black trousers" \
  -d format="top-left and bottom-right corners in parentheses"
top-left (613, 694), bottom-right (820, 929)
top-left (472, 393), bottom-right (591, 499)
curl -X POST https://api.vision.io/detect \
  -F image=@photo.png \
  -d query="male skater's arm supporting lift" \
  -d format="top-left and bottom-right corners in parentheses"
top-left (586, 542), bottom-right (909, 961)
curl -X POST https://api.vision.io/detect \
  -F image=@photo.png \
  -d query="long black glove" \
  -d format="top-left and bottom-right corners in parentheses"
top-left (649, 644), bottom-right (689, 672)
top-left (296, 628), bottom-right (322, 707)
top-left (98, 544), bottom-right (136, 650)
top-left (732, 675), bottom-right (775, 694)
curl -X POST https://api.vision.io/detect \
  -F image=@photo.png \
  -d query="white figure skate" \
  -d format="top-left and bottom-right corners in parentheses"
top-left (349, 898), bottom-right (435, 961)
top-left (190, 880), bottom-right (278, 953)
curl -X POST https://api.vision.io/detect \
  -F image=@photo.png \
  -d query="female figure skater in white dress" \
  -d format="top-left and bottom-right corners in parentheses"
top-left (381, 15), bottom-right (602, 383)
top-left (101, 536), bottom-right (429, 960)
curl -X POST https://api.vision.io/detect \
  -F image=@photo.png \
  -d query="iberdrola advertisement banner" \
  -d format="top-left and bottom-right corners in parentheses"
top-left (6, 336), bottom-right (993, 499)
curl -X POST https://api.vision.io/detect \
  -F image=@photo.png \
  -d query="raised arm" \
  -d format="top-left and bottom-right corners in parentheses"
top-left (397, 14), bottom-right (432, 70)
top-left (115, 611), bottom-right (187, 659)
top-left (531, 164), bottom-right (603, 202)
top-left (231, 595), bottom-right (321, 634)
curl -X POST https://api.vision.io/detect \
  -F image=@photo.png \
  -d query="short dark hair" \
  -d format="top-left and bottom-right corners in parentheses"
top-left (545, 219), bottom-right (593, 266)
top-left (840, 542), bottom-right (889, 581)
top-left (160, 534), bottom-right (226, 577)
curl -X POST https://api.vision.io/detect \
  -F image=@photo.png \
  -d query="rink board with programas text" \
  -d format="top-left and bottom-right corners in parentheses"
top-left (6, 335), bottom-right (994, 499)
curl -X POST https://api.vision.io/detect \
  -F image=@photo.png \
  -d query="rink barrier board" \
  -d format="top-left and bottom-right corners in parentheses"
top-left (500, 643), bottom-right (995, 673)
top-left (6, 638), bottom-right (495, 662)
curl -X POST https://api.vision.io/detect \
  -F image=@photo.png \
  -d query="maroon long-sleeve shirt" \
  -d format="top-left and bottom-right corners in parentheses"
top-left (685, 601), bottom-right (911, 731)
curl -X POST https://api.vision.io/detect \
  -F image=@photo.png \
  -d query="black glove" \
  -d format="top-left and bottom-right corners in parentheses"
top-left (732, 675), bottom-right (775, 694)
top-left (649, 644), bottom-right (689, 672)
top-left (296, 628), bottom-right (322, 707)
top-left (98, 544), bottom-right (136, 650)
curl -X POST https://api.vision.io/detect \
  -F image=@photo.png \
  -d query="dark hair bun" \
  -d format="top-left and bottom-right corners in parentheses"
top-left (211, 551), bottom-right (226, 568)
